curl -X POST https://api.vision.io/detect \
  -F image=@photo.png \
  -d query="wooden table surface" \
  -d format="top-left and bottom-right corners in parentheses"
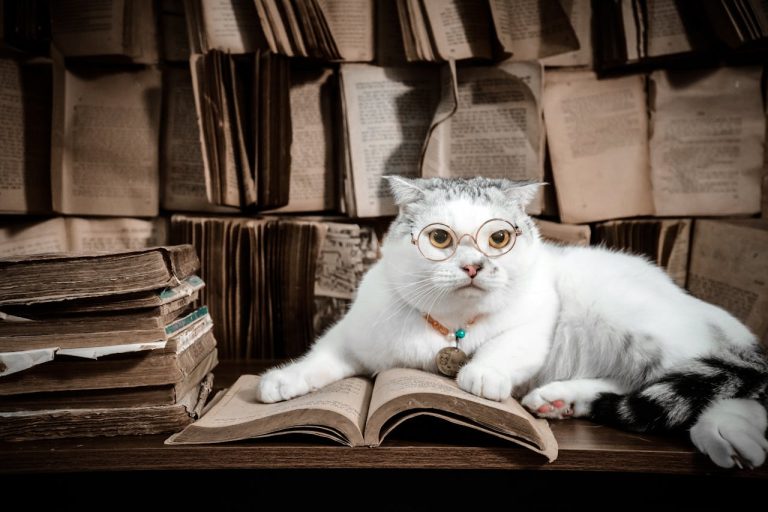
top-left (1, 360), bottom-right (767, 478)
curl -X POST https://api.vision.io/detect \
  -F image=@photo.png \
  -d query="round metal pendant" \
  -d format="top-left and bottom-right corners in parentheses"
top-left (436, 346), bottom-right (468, 377)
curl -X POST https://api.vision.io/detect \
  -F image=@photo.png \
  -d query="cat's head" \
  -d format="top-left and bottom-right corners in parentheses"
top-left (380, 176), bottom-right (542, 315)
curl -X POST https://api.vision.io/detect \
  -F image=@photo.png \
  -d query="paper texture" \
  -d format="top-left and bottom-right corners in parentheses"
top-left (190, 374), bottom-right (371, 434)
top-left (540, 0), bottom-right (592, 67)
top-left (543, 71), bottom-right (654, 223)
top-left (650, 66), bottom-right (764, 216)
top-left (489, 0), bottom-right (578, 60)
top-left (51, 58), bottom-right (162, 217)
top-left (421, 61), bottom-right (544, 213)
top-left (274, 65), bottom-right (336, 212)
top-left (0, 57), bottom-right (52, 214)
top-left (688, 219), bottom-right (768, 344)
top-left (340, 63), bottom-right (439, 217)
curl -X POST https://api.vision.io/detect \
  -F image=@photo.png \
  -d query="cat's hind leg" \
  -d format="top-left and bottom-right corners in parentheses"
top-left (690, 398), bottom-right (768, 469)
top-left (522, 379), bottom-right (625, 419)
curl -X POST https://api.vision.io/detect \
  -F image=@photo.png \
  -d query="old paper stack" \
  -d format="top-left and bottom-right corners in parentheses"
top-left (0, 245), bottom-right (219, 440)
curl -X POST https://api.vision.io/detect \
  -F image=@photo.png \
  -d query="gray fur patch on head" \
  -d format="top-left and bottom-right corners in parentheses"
top-left (383, 175), bottom-right (543, 237)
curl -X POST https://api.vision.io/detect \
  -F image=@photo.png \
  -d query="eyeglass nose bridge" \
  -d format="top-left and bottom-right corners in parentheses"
top-left (454, 232), bottom-right (479, 250)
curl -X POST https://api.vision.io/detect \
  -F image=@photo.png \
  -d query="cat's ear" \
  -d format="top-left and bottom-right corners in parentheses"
top-left (383, 175), bottom-right (426, 206)
top-left (501, 181), bottom-right (545, 208)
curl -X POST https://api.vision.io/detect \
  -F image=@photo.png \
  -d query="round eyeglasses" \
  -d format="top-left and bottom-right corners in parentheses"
top-left (411, 219), bottom-right (522, 261)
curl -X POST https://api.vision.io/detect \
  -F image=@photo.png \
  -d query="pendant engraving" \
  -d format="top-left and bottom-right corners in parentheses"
top-left (436, 346), bottom-right (468, 377)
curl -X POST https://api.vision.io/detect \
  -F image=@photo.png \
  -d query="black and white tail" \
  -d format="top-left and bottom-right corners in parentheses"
top-left (590, 345), bottom-right (768, 467)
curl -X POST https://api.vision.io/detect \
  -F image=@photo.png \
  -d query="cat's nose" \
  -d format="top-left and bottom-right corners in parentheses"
top-left (461, 264), bottom-right (482, 278)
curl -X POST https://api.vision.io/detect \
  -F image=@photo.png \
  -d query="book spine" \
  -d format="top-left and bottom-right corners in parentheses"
top-left (165, 306), bottom-right (209, 336)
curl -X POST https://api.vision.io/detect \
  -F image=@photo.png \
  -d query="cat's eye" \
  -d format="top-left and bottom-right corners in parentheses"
top-left (429, 229), bottom-right (453, 249)
top-left (488, 230), bottom-right (511, 249)
top-left (412, 220), bottom-right (521, 261)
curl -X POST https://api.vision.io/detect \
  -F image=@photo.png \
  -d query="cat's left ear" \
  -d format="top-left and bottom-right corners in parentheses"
top-left (501, 181), bottom-right (545, 208)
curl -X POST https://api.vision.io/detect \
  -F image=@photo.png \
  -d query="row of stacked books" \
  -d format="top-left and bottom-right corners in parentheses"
top-left (0, 245), bottom-right (219, 441)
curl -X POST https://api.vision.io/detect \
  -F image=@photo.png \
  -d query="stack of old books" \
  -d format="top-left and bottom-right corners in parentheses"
top-left (0, 244), bottom-right (218, 440)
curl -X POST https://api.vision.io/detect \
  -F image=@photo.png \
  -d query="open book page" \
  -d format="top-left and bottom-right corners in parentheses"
top-left (543, 71), bottom-right (653, 223)
top-left (317, 0), bottom-right (374, 62)
top-left (197, 0), bottom-right (263, 53)
top-left (272, 65), bottom-right (336, 213)
top-left (0, 57), bottom-right (51, 214)
top-left (340, 63), bottom-right (439, 217)
top-left (0, 218), bottom-right (69, 257)
top-left (50, 0), bottom-right (126, 57)
top-left (422, 61), bottom-right (544, 214)
top-left (649, 66), bottom-right (764, 216)
top-left (687, 219), bottom-right (768, 344)
top-left (534, 218), bottom-right (590, 246)
top-left (51, 58), bottom-right (161, 217)
top-left (161, 67), bottom-right (235, 213)
top-left (421, 0), bottom-right (493, 60)
top-left (365, 368), bottom-right (557, 460)
top-left (65, 217), bottom-right (168, 252)
top-left (541, 0), bottom-right (592, 67)
top-left (488, 0), bottom-right (578, 61)
top-left (165, 374), bottom-right (373, 446)
top-left (645, 0), bottom-right (696, 57)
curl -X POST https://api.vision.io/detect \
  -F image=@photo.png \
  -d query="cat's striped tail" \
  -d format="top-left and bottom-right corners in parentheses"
top-left (589, 345), bottom-right (768, 432)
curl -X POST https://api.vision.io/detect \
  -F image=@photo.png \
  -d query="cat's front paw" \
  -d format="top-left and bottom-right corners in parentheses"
top-left (690, 399), bottom-right (768, 469)
top-left (257, 367), bottom-right (312, 403)
top-left (456, 362), bottom-right (512, 401)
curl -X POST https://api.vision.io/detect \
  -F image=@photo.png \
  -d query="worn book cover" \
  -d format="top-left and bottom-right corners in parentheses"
top-left (0, 245), bottom-right (199, 305)
top-left (166, 367), bottom-right (558, 461)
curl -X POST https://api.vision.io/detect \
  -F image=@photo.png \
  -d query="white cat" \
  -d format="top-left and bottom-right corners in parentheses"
top-left (258, 177), bottom-right (768, 469)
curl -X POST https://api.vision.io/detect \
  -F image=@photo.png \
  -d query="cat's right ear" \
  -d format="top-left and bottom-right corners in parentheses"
top-left (383, 175), bottom-right (425, 206)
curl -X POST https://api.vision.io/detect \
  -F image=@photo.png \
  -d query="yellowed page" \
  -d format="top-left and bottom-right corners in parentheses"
top-left (421, 0), bottom-right (492, 60)
top-left (161, 67), bottom-right (234, 213)
top-left (316, 0), bottom-right (374, 61)
top-left (200, 0), bottom-right (262, 53)
top-left (50, 0), bottom-right (126, 57)
top-left (541, 0), bottom-right (592, 67)
top-left (368, 368), bottom-right (531, 416)
top-left (65, 217), bottom-right (168, 252)
top-left (534, 218), bottom-right (590, 246)
top-left (0, 57), bottom-right (51, 214)
top-left (650, 66), bottom-right (764, 216)
top-left (0, 218), bottom-right (68, 257)
top-left (366, 367), bottom-right (556, 460)
top-left (423, 61), bottom-right (544, 213)
top-left (340, 63), bottom-right (439, 217)
top-left (186, 374), bottom-right (372, 435)
top-left (543, 71), bottom-right (653, 223)
top-left (645, 0), bottom-right (695, 57)
top-left (52, 65), bottom-right (161, 217)
top-left (688, 219), bottom-right (768, 345)
top-left (272, 66), bottom-right (336, 213)
top-left (488, 0), bottom-right (578, 60)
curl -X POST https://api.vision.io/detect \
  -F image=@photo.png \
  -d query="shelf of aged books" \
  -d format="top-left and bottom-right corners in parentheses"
top-left (1, 360), bottom-right (766, 479)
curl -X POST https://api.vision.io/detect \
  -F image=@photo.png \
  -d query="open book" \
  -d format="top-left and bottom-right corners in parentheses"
top-left (166, 367), bottom-right (558, 461)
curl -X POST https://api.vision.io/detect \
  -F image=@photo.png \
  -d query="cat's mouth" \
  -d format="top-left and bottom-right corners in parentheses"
top-left (456, 282), bottom-right (485, 292)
